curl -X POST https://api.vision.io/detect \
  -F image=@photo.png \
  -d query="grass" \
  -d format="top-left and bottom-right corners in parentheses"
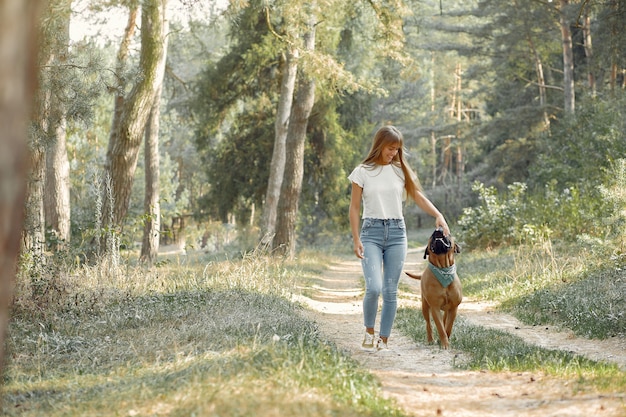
top-left (5, 229), bottom-right (626, 414)
top-left (456, 241), bottom-right (626, 339)
top-left (395, 310), bottom-right (626, 393)
top-left (4, 249), bottom-right (406, 417)
top-left (397, 230), bottom-right (626, 394)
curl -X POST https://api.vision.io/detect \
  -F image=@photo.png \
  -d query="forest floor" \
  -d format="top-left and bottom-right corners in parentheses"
top-left (294, 247), bottom-right (626, 417)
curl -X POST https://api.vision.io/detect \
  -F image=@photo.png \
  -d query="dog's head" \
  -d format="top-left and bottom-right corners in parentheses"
top-left (423, 228), bottom-right (460, 267)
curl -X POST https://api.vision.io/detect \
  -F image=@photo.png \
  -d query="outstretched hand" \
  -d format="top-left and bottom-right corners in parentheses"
top-left (436, 215), bottom-right (450, 236)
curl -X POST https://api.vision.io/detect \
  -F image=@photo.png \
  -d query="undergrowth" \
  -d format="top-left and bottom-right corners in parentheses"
top-left (4, 250), bottom-right (405, 417)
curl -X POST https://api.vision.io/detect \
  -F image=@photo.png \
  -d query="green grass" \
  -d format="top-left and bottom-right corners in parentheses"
top-left (396, 233), bottom-right (626, 394)
top-left (4, 250), bottom-right (406, 417)
top-left (6, 230), bottom-right (626, 415)
top-left (457, 242), bottom-right (626, 339)
top-left (395, 309), bottom-right (625, 393)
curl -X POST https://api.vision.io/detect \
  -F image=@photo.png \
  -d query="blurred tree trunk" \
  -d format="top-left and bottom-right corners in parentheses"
top-left (109, 3), bottom-right (138, 155)
top-left (261, 46), bottom-right (298, 245)
top-left (582, 7), bottom-right (595, 96)
top-left (558, 0), bottom-right (575, 114)
top-left (44, 0), bottom-right (72, 247)
top-left (607, 0), bottom-right (623, 91)
top-left (140, 86), bottom-right (163, 265)
top-left (103, 0), bottom-right (168, 233)
top-left (514, 0), bottom-right (550, 128)
top-left (0, 0), bottom-right (42, 394)
top-left (23, 141), bottom-right (45, 256)
top-left (24, 0), bottom-right (72, 256)
top-left (273, 17), bottom-right (316, 259)
top-left (98, 3), bottom-right (137, 253)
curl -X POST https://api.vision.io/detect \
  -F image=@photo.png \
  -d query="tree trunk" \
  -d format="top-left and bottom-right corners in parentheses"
top-left (558, 0), bottom-right (575, 114)
top-left (25, 0), bottom-right (71, 256)
top-left (45, 115), bottom-right (71, 245)
top-left (103, 0), bottom-right (168, 230)
top-left (0, 0), bottom-right (42, 395)
top-left (514, 0), bottom-right (550, 128)
top-left (44, 0), bottom-right (72, 246)
top-left (430, 52), bottom-right (437, 188)
top-left (582, 8), bottom-right (595, 96)
top-left (607, 0), bottom-right (621, 92)
top-left (23, 143), bottom-right (45, 256)
top-left (272, 20), bottom-right (316, 259)
top-left (109, 4), bottom-right (138, 159)
top-left (261, 46), bottom-right (298, 244)
top-left (140, 86), bottom-right (163, 265)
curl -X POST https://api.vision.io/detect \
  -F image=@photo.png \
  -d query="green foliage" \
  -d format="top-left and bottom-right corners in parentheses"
top-left (530, 98), bottom-right (626, 190)
top-left (300, 95), bottom-right (374, 243)
top-left (191, 1), bottom-right (387, 235)
top-left (458, 175), bottom-right (616, 249)
top-left (598, 158), bottom-right (626, 253)
top-left (458, 181), bottom-right (549, 247)
top-left (200, 97), bottom-right (274, 223)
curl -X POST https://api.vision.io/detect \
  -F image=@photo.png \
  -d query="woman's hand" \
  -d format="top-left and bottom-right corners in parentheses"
top-left (353, 239), bottom-right (364, 259)
top-left (435, 214), bottom-right (450, 236)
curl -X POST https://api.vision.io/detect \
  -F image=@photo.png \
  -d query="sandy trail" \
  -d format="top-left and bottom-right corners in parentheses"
top-left (295, 248), bottom-right (626, 417)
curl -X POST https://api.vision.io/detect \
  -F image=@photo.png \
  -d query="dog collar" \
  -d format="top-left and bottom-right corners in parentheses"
top-left (428, 263), bottom-right (456, 288)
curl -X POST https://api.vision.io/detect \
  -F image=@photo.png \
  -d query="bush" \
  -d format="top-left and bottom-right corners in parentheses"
top-left (457, 177), bottom-right (616, 249)
top-left (457, 181), bottom-right (551, 247)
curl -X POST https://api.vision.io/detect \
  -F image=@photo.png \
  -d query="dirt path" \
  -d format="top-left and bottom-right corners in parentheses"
top-left (294, 248), bottom-right (626, 417)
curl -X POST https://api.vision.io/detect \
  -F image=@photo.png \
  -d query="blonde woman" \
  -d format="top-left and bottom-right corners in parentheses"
top-left (349, 125), bottom-right (449, 351)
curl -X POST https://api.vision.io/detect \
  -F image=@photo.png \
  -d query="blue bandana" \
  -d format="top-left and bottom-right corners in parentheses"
top-left (428, 263), bottom-right (457, 288)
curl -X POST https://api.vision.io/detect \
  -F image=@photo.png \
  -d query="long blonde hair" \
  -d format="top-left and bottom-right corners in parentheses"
top-left (362, 125), bottom-right (423, 201)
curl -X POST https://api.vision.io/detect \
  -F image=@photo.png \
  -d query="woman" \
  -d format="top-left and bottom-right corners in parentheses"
top-left (349, 125), bottom-right (449, 352)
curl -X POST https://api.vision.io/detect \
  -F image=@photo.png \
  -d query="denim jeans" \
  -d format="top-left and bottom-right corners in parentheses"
top-left (360, 218), bottom-right (407, 338)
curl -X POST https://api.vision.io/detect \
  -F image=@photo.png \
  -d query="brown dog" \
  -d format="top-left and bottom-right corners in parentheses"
top-left (405, 228), bottom-right (462, 349)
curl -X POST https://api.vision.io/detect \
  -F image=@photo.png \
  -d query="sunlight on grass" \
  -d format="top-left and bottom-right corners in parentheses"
top-left (458, 242), bottom-right (625, 339)
top-left (5, 250), bottom-right (405, 417)
top-left (395, 308), bottom-right (625, 393)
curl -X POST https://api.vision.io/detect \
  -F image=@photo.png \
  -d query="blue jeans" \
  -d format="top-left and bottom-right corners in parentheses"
top-left (360, 218), bottom-right (407, 338)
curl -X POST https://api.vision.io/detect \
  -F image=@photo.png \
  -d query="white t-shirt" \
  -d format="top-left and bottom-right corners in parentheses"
top-left (348, 163), bottom-right (405, 219)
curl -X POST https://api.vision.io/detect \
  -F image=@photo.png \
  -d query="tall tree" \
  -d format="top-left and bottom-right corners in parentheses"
top-left (558, 0), bottom-right (575, 114)
top-left (140, 84), bottom-right (164, 264)
top-left (44, 0), bottom-right (72, 246)
top-left (0, 0), bottom-right (42, 391)
top-left (24, 0), bottom-right (73, 256)
top-left (261, 44), bottom-right (298, 244)
top-left (272, 15), bottom-right (317, 258)
top-left (103, 0), bottom-right (168, 232)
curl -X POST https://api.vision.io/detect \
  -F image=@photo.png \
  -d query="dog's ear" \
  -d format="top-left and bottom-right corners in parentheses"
top-left (423, 245), bottom-right (429, 259)
top-left (454, 243), bottom-right (461, 253)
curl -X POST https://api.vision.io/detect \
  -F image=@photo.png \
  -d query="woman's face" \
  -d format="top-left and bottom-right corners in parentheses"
top-left (380, 143), bottom-right (400, 164)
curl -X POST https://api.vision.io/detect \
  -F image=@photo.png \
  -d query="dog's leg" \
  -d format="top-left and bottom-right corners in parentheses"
top-left (422, 299), bottom-right (434, 344)
top-left (444, 307), bottom-right (458, 339)
top-left (429, 305), bottom-right (450, 349)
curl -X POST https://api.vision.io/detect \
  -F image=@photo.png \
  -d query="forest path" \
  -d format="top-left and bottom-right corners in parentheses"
top-left (294, 248), bottom-right (626, 417)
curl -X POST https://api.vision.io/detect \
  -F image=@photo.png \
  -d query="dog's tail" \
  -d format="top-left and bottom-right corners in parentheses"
top-left (404, 271), bottom-right (422, 280)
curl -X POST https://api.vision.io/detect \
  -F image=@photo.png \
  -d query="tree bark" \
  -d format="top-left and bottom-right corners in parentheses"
top-left (272, 19), bottom-right (316, 259)
top-left (558, 0), bottom-right (575, 114)
top-left (261, 46), bottom-right (298, 244)
top-left (140, 85), bottom-right (163, 265)
top-left (103, 0), bottom-right (168, 230)
top-left (0, 0), bottom-right (42, 395)
top-left (582, 8), bottom-right (595, 96)
top-left (44, 0), bottom-right (72, 246)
